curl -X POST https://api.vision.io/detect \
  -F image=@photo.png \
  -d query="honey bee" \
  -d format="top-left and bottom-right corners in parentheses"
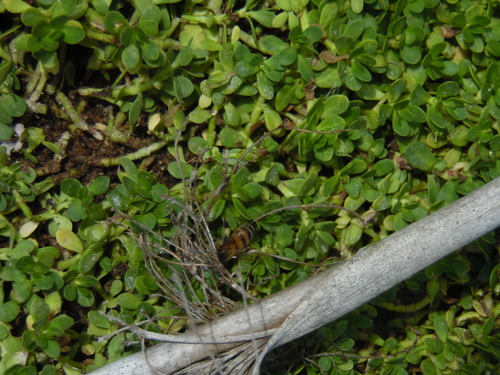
top-left (217, 223), bottom-right (255, 264)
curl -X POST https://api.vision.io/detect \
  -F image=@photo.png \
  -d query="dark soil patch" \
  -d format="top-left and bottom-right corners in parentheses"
top-left (18, 96), bottom-right (178, 188)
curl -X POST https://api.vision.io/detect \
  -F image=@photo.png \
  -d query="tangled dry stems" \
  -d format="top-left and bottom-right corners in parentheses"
top-left (106, 125), bottom-right (367, 374)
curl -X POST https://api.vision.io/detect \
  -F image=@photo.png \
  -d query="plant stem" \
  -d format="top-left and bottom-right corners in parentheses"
top-left (249, 95), bottom-right (265, 125)
top-left (100, 139), bottom-right (171, 166)
top-left (25, 63), bottom-right (49, 114)
top-left (206, 117), bottom-right (216, 146)
top-left (84, 27), bottom-right (118, 44)
top-left (0, 45), bottom-right (10, 62)
top-left (55, 90), bottom-right (104, 140)
top-left (13, 190), bottom-right (33, 219)
top-left (376, 295), bottom-right (432, 312)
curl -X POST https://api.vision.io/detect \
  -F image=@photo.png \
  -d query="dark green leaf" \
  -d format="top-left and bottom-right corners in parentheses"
top-left (104, 11), bottom-right (128, 34)
top-left (247, 10), bottom-right (275, 28)
top-left (235, 60), bottom-right (260, 77)
top-left (343, 19), bottom-right (365, 41)
top-left (302, 25), bottom-right (323, 44)
top-left (401, 45), bottom-right (421, 64)
top-left (122, 44), bottom-right (141, 71)
top-left (278, 46), bottom-right (297, 66)
top-left (128, 93), bottom-right (142, 126)
top-left (61, 178), bottom-right (87, 199)
top-left (434, 316), bottom-right (448, 342)
top-left (167, 161), bottom-right (195, 179)
top-left (62, 23), bottom-right (85, 44)
top-left (0, 301), bottom-right (21, 322)
top-left (405, 142), bottom-right (436, 171)
top-left (219, 127), bottom-right (247, 148)
top-left (297, 55), bottom-right (313, 82)
top-left (88, 176), bottom-right (110, 195)
top-left (3, 94), bottom-right (27, 117)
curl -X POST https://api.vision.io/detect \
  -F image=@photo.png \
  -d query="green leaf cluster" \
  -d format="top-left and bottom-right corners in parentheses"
top-left (102, 6), bottom-right (167, 73)
top-left (0, 62), bottom-right (26, 142)
top-left (13, 0), bottom-right (87, 72)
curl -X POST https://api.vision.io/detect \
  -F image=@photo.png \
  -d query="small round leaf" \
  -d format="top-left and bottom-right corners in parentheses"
top-left (0, 301), bottom-right (21, 322)
top-left (405, 142), bottom-right (436, 172)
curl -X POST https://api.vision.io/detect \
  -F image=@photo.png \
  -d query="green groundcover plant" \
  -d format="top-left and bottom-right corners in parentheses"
top-left (0, 0), bottom-right (500, 374)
